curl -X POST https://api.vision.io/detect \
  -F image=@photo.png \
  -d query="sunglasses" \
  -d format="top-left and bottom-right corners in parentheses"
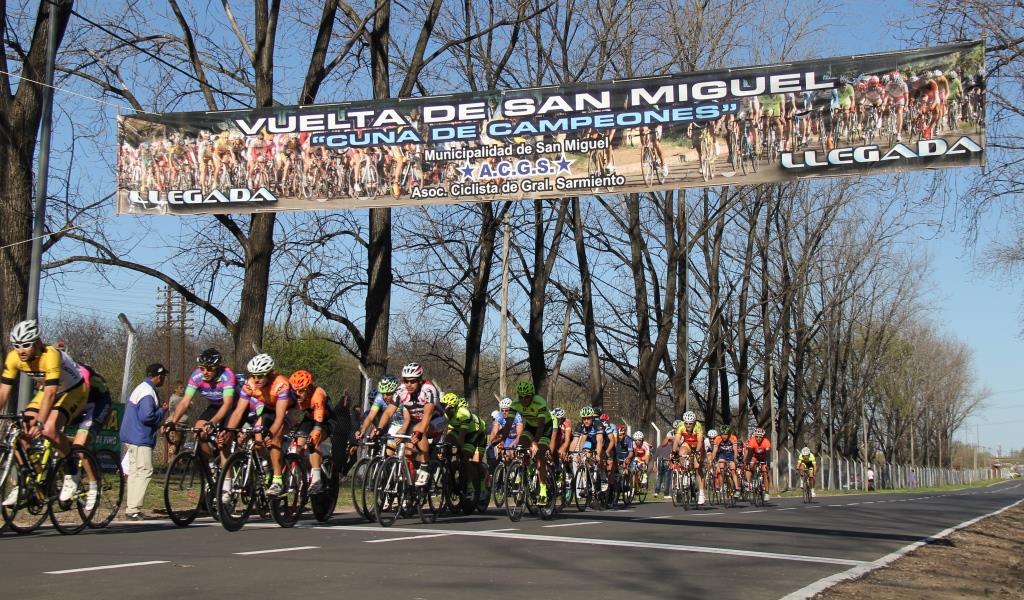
top-left (12, 342), bottom-right (34, 350)
top-left (402, 379), bottom-right (420, 384)
top-left (249, 373), bottom-right (269, 380)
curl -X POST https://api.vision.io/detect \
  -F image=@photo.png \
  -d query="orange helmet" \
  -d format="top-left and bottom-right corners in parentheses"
top-left (289, 369), bottom-right (314, 391)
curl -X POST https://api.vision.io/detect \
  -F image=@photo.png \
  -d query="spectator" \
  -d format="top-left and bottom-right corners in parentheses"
top-left (908, 468), bottom-right (917, 488)
top-left (867, 467), bottom-right (875, 491)
top-left (162, 383), bottom-right (186, 463)
top-left (121, 363), bottom-right (168, 521)
top-left (654, 428), bottom-right (675, 498)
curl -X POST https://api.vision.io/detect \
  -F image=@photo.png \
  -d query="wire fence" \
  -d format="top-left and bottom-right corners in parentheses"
top-left (776, 449), bottom-right (993, 491)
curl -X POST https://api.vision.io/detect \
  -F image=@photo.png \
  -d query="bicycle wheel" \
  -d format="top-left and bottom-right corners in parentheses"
top-left (50, 448), bottom-right (99, 535)
top-left (373, 457), bottom-right (406, 528)
top-left (491, 462), bottom-right (508, 509)
top-left (311, 457), bottom-right (339, 523)
top-left (420, 462), bottom-right (443, 524)
top-left (641, 147), bottom-right (655, 186)
top-left (349, 456), bottom-right (372, 521)
top-left (88, 449), bottom-right (124, 528)
top-left (506, 460), bottom-right (526, 522)
top-left (217, 452), bottom-right (257, 532)
top-left (573, 466), bottom-right (590, 512)
top-left (270, 453), bottom-right (307, 528)
top-left (671, 472), bottom-right (683, 508)
top-left (636, 470), bottom-right (649, 504)
top-left (803, 478), bottom-right (812, 503)
top-left (164, 451), bottom-right (205, 527)
top-left (3, 467), bottom-right (49, 534)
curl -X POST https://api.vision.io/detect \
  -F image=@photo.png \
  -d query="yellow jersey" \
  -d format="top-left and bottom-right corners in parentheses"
top-left (2, 346), bottom-right (83, 393)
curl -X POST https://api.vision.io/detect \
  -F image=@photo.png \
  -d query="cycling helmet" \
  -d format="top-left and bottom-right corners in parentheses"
top-left (753, 427), bottom-right (766, 437)
top-left (377, 375), bottom-right (399, 394)
top-left (801, 446), bottom-right (811, 456)
top-left (515, 381), bottom-right (535, 397)
top-left (632, 431), bottom-right (644, 442)
top-left (934, 69), bottom-right (943, 77)
top-left (617, 424), bottom-right (626, 433)
top-left (579, 406), bottom-right (596, 418)
top-left (491, 410), bottom-right (500, 420)
top-left (401, 363), bottom-right (423, 379)
top-left (440, 392), bottom-right (461, 407)
top-left (599, 413), bottom-right (610, 422)
top-left (552, 407), bottom-right (566, 419)
top-left (707, 429), bottom-right (719, 439)
top-left (868, 75), bottom-right (880, 84)
top-left (671, 419), bottom-right (682, 429)
top-left (289, 369), bottom-right (313, 390)
top-left (719, 425), bottom-right (730, 435)
top-left (948, 70), bottom-right (957, 79)
top-left (246, 353), bottom-right (275, 375)
top-left (682, 411), bottom-right (697, 424)
top-left (197, 348), bottom-right (222, 367)
top-left (498, 397), bottom-right (513, 410)
top-left (9, 320), bottom-right (40, 345)
top-left (458, 397), bottom-right (469, 409)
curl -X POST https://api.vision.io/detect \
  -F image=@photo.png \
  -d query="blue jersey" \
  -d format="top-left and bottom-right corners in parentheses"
top-left (614, 435), bottom-right (634, 458)
top-left (494, 412), bottom-right (523, 447)
top-left (371, 392), bottom-right (403, 427)
top-left (573, 421), bottom-right (601, 449)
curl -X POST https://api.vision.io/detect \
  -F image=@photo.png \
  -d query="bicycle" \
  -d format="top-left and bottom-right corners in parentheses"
top-left (287, 426), bottom-right (338, 523)
top-left (0, 414), bottom-right (100, 535)
top-left (89, 447), bottom-right (124, 528)
top-left (217, 426), bottom-right (305, 531)
top-left (739, 119), bottom-right (759, 174)
top-left (639, 128), bottom-right (666, 186)
top-left (800, 468), bottom-right (814, 503)
top-left (747, 461), bottom-right (768, 507)
top-left (372, 433), bottom-right (438, 527)
top-left (630, 461), bottom-right (649, 504)
top-left (571, 449), bottom-right (606, 512)
top-left (697, 124), bottom-right (716, 182)
top-left (163, 425), bottom-right (227, 527)
top-left (670, 455), bottom-right (699, 510)
top-left (350, 436), bottom-right (385, 522)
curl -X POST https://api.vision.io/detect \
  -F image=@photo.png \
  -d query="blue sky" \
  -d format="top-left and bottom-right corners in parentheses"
top-left (29, 1), bottom-right (1024, 455)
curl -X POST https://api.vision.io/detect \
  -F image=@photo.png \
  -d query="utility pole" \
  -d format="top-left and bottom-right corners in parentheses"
top-left (498, 212), bottom-right (511, 397)
top-left (682, 193), bottom-right (690, 412)
top-left (17, 1), bottom-right (60, 411)
top-left (769, 363), bottom-right (778, 493)
top-left (156, 287), bottom-right (174, 381)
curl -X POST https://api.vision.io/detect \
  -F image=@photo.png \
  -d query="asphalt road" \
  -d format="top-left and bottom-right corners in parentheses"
top-left (2, 480), bottom-right (1021, 600)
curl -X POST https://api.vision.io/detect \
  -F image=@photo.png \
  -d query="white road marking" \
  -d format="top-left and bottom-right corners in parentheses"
top-left (234, 546), bottom-right (320, 556)
top-left (685, 511), bottom-right (724, 516)
top-left (847, 503), bottom-right (860, 506)
top-left (776, 507), bottom-right (798, 511)
top-left (828, 504), bottom-right (843, 507)
top-left (631, 515), bottom-right (674, 521)
top-left (543, 521), bottom-right (601, 528)
top-left (780, 494), bottom-right (1024, 600)
top-left (862, 501), bottom-right (875, 504)
top-left (323, 526), bottom-right (868, 566)
top-left (366, 528), bottom-right (517, 544)
top-left (741, 509), bottom-right (767, 514)
top-left (46, 561), bottom-right (169, 575)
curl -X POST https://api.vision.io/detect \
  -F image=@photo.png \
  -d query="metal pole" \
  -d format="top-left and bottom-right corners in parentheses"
top-left (117, 314), bottom-right (137, 403)
top-left (651, 422), bottom-right (661, 448)
top-left (498, 212), bottom-right (511, 397)
top-left (18, 0), bottom-right (60, 411)
top-left (770, 363), bottom-right (778, 492)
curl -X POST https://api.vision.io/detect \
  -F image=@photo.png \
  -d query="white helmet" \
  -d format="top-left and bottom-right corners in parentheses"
top-left (671, 419), bottom-right (682, 429)
top-left (682, 411), bottom-right (697, 424)
top-left (490, 410), bottom-right (500, 420)
top-left (801, 446), bottom-right (811, 456)
top-left (401, 362), bottom-right (423, 379)
top-left (753, 427), bottom-right (766, 437)
top-left (631, 431), bottom-right (644, 442)
top-left (9, 320), bottom-right (40, 345)
top-left (498, 397), bottom-right (513, 410)
top-left (552, 407), bottom-right (566, 419)
top-left (246, 353), bottom-right (275, 375)
top-left (707, 429), bottom-right (719, 439)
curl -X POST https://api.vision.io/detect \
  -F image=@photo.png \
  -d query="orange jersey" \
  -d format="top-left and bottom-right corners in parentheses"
top-left (241, 374), bottom-right (293, 408)
top-left (745, 436), bottom-right (771, 458)
top-left (296, 386), bottom-right (332, 423)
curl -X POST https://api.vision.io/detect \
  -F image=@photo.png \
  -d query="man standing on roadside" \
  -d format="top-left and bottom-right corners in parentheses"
top-left (121, 364), bottom-right (168, 521)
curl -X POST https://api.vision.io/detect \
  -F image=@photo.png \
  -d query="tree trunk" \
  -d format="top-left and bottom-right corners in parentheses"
top-left (364, 0), bottom-right (393, 381)
top-left (0, 0), bottom-right (73, 360)
top-left (464, 202), bottom-right (498, 404)
top-left (571, 197), bottom-right (603, 407)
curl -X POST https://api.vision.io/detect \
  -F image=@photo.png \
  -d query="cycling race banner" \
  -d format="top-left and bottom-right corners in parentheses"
top-left (115, 40), bottom-right (985, 215)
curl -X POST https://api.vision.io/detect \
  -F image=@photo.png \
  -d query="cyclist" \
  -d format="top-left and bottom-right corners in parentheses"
top-left (380, 363), bottom-right (443, 480)
top-left (672, 410), bottom-right (706, 505)
top-left (226, 353), bottom-right (294, 496)
top-left (440, 393), bottom-right (487, 501)
top-left (551, 407), bottom-right (573, 460)
top-left (0, 320), bottom-right (90, 505)
top-left (883, 70), bottom-right (909, 142)
top-left (710, 425), bottom-right (741, 499)
top-left (946, 70), bottom-right (962, 127)
top-left (613, 424), bottom-right (634, 481)
top-left (356, 375), bottom-right (401, 441)
top-left (598, 413), bottom-right (617, 490)
top-left (211, 130), bottom-right (236, 186)
top-left (639, 125), bottom-right (668, 179)
top-left (835, 77), bottom-right (857, 136)
top-left (631, 430), bottom-right (650, 474)
top-left (506, 381), bottom-right (554, 503)
top-left (66, 362), bottom-right (112, 511)
top-left (488, 397), bottom-right (523, 463)
top-left (759, 92), bottom-right (786, 152)
top-left (570, 406), bottom-right (603, 458)
top-left (289, 370), bottom-right (333, 494)
top-left (744, 426), bottom-right (772, 501)
top-left (797, 446), bottom-right (816, 498)
top-left (165, 348), bottom-right (237, 467)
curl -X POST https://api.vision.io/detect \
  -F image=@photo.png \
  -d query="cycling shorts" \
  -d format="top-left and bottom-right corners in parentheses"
top-left (461, 430), bottom-right (486, 456)
top-left (25, 383), bottom-right (88, 422)
top-left (70, 388), bottom-right (112, 437)
top-left (763, 104), bottom-right (782, 118)
top-left (197, 404), bottom-right (222, 424)
top-left (296, 415), bottom-right (333, 441)
top-left (518, 419), bottom-right (554, 446)
top-left (716, 453), bottom-right (736, 463)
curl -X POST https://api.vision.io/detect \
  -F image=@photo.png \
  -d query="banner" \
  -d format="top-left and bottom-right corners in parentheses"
top-left (116, 41), bottom-right (985, 215)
